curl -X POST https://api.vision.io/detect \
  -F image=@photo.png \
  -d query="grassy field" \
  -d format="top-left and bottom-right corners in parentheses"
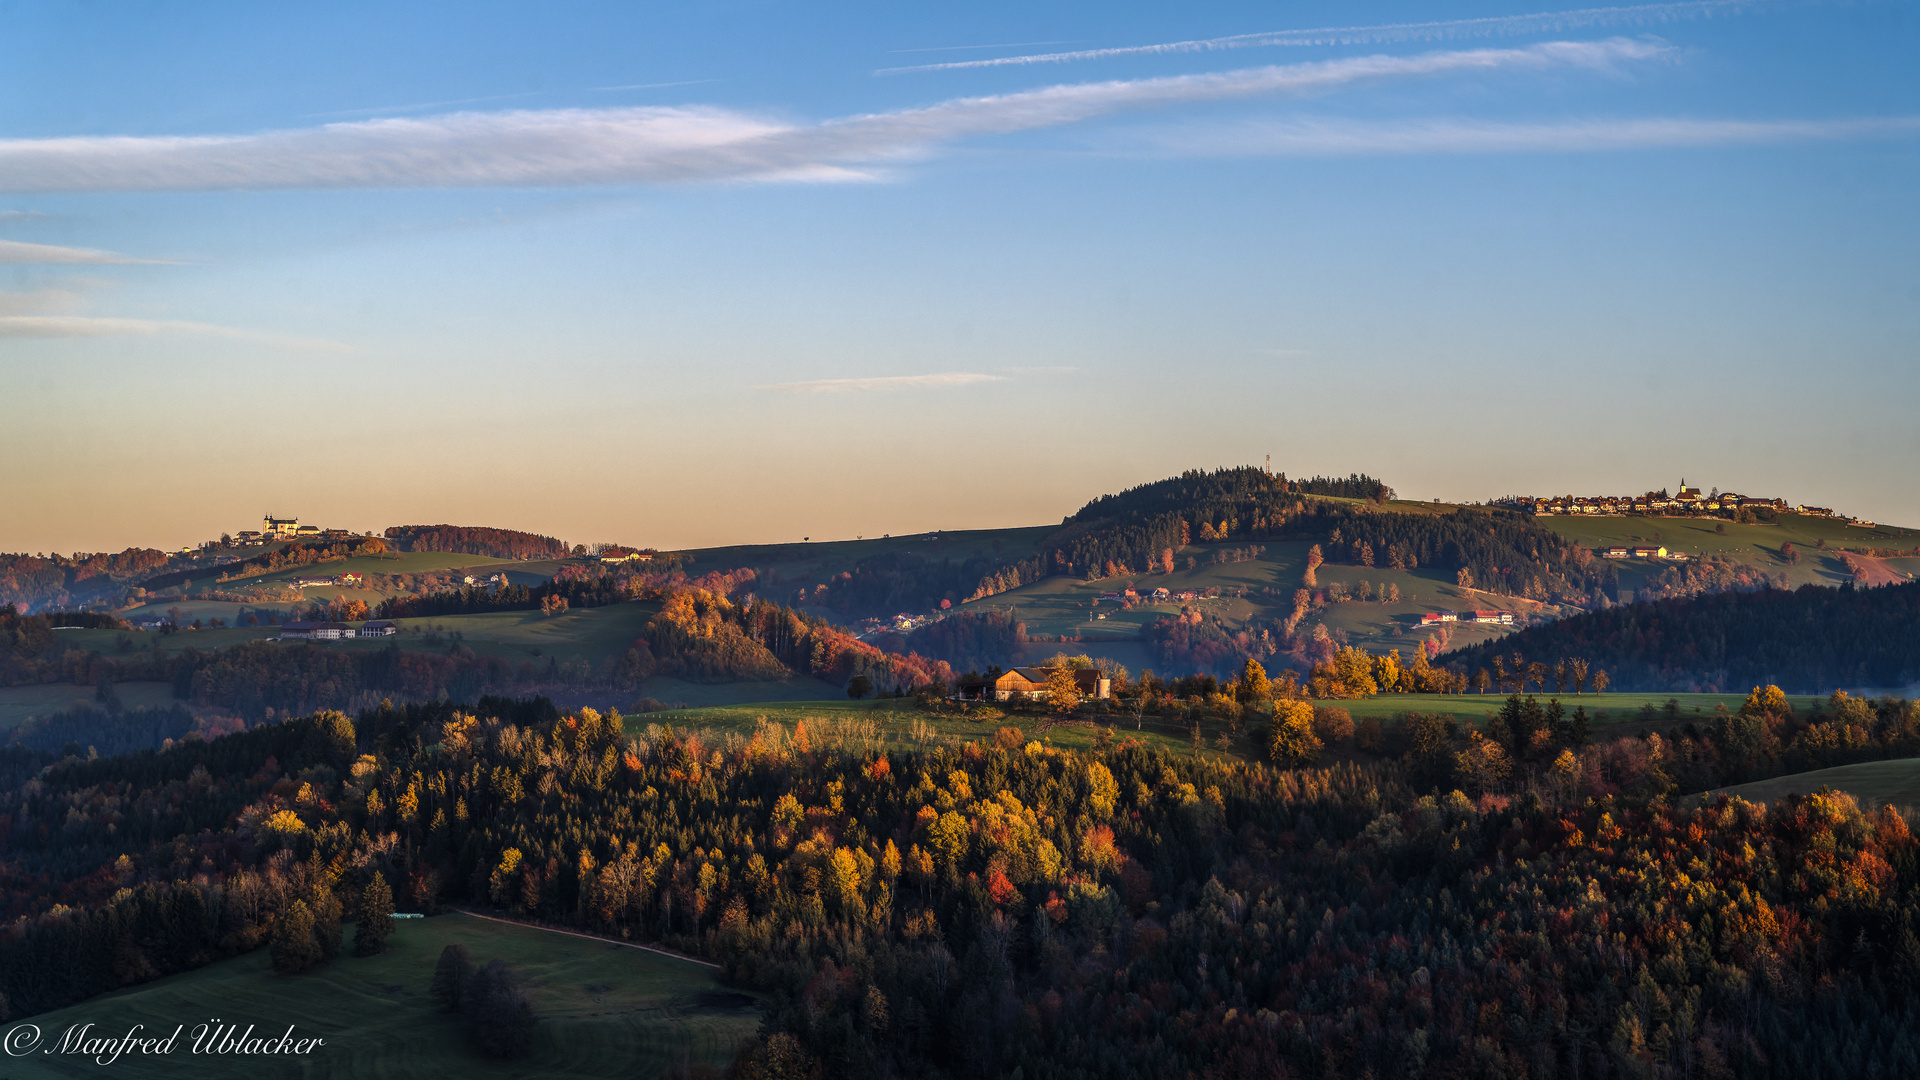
top-left (1694, 758), bottom-right (1920, 810)
top-left (1333, 690), bottom-right (1822, 733)
top-left (241, 551), bottom-right (512, 583)
top-left (640, 697), bottom-right (1232, 759)
top-left (1540, 512), bottom-right (1918, 594)
top-left (9, 912), bottom-right (759, 1080)
top-left (0, 681), bottom-right (185, 729)
top-left (638, 690), bottom-right (1798, 765)
top-left (379, 602), bottom-right (662, 666)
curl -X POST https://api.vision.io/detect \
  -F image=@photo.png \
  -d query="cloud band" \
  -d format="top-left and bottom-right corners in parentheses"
top-left (0, 40), bottom-right (1666, 193)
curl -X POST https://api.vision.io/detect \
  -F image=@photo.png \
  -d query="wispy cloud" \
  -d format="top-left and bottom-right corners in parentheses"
top-left (755, 372), bottom-right (1007, 393)
top-left (880, 0), bottom-right (1772, 73)
top-left (0, 315), bottom-right (348, 349)
top-left (0, 210), bottom-right (52, 221)
top-left (1122, 114), bottom-right (1920, 157)
top-left (0, 287), bottom-right (87, 316)
top-left (0, 239), bottom-right (169, 264)
top-left (1001, 365), bottom-right (1080, 374)
top-left (889, 41), bottom-right (1082, 55)
top-left (0, 40), bottom-right (1668, 193)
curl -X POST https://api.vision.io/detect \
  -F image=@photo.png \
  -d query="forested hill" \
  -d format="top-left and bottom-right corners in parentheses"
top-left (7, 691), bottom-right (1920, 1077)
top-left (1444, 580), bottom-right (1920, 693)
top-left (970, 467), bottom-right (1615, 605)
top-left (382, 524), bottom-right (571, 560)
top-left (0, 549), bottom-right (172, 612)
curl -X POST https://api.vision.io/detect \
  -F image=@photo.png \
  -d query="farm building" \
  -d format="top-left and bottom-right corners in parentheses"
top-left (1466, 611), bottom-right (1515, 625)
top-left (280, 621), bottom-right (350, 640)
top-left (358, 620), bottom-right (397, 637)
top-left (990, 667), bottom-right (1112, 702)
top-left (1418, 612), bottom-right (1460, 626)
top-left (1630, 545), bottom-right (1668, 559)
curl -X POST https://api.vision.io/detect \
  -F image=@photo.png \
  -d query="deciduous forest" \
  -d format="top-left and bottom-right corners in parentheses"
top-left (1, 685), bottom-right (1918, 1078)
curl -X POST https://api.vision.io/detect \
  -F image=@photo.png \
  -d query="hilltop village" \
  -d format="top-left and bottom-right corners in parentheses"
top-left (1493, 480), bottom-right (1874, 526)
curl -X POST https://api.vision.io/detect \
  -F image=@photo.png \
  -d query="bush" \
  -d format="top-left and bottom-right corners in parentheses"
top-left (1311, 706), bottom-right (1355, 747)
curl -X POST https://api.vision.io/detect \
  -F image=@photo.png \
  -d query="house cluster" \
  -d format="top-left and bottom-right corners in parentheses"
top-left (232, 516), bottom-right (364, 547)
top-left (290, 572), bottom-right (365, 588)
top-left (1599, 544), bottom-right (1672, 560)
top-left (1097, 586), bottom-right (1204, 604)
top-left (1417, 610), bottom-right (1515, 627)
top-left (595, 547), bottom-right (656, 565)
top-left (279, 620), bottom-right (397, 640)
top-left (1495, 482), bottom-right (1791, 518)
top-left (955, 667), bottom-right (1114, 702)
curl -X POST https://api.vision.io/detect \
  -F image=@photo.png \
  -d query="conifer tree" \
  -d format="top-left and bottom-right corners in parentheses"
top-left (354, 873), bottom-right (395, 956)
top-left (270, 899), bottom-right (321, 974)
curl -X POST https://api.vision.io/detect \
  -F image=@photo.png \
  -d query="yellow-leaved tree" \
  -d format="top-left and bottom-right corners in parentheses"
top-left (1266, 700), bottom-right (1322, 767)
top-left (1046, 665), bottom-right (1082, 714)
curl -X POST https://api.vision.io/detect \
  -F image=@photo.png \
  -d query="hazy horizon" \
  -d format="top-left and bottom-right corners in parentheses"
top-left (4, 1), bottom-right (1914, 554)
top-left (3, 460), bottom-right (1903, 557)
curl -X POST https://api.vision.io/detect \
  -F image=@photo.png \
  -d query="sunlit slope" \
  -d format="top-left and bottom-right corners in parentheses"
top-left (956, 539), bottom-right (1565, 657)
top-left (1539, 512), bottom-right (1918, 593)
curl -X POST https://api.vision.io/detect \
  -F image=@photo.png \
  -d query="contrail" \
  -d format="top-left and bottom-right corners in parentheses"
top-left (878, 0), bottom-right (1776, 74)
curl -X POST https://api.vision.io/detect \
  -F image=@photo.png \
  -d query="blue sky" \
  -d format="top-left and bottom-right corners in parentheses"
top-left (1, 1), bottom-right (1915, 553)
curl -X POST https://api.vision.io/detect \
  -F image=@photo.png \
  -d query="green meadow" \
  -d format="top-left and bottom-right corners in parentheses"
top-left (640, 690), bottom-right (1803, 766)
top-left (7, 912), bottom-right (759, 1080)
top-left (1694, 758), bottom-right (1920, 811)
top-left (0, 681), bottom-right (183, 730)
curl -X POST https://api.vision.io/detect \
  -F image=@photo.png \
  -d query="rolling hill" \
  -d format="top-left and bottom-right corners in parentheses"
top-left (11, 911), bottom-right (759, 1079)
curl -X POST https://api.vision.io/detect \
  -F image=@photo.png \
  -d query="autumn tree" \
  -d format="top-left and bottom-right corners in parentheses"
top-left (1045, 665), bottom-right (1081, 714)
top-left (354, 872), bottom-right (395, 956)
top-left (1266, 700), bottom-right (1322, 766)
top-left (1303, 545), bottom-right (1323, 587)
top-left (1236, 659), bottom-right (1272, 703)
top-left (271, 899), bottom-right (322, 974)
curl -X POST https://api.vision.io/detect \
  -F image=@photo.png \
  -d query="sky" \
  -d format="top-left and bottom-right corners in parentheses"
top-left (1, 0), bottom-right (1915, 554)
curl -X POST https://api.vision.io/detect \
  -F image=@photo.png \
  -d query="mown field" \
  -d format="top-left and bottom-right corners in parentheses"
top-left (8, 912), bottom-right (759, 1080)
top-left (1695, 757), bottom-right (1920, 810)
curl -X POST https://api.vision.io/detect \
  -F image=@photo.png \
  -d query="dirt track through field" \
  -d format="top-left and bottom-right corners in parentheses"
top-left (450, 907), bottom-right (721, 969)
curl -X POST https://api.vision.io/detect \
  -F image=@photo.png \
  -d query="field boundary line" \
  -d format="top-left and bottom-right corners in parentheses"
top-left (447, 907), bottom-right (721, 969)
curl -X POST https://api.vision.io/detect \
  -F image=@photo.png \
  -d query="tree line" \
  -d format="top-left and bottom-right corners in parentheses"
top-left (0, 549), bottom-right (172, 613)
top-left (1444, 580), bottom-right (1920, 693)
top-left (381, 524), bottom-right (571, 561)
